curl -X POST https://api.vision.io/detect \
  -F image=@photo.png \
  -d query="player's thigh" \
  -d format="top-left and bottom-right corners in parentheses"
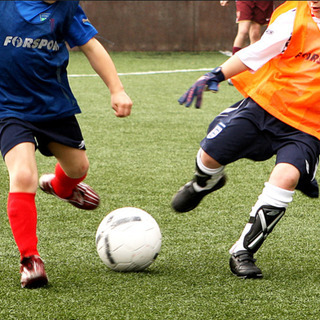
top-left (253, 1), bottom-right (274, 25)
top-left (0, 119), bottom-right (36, 159)
top-left (48, 142), bottom-right (89, 178)
top-left (200, 117), bottom-right (273, 165)
top-left (269, 163), bottom-right (300, 190)
top-left (237, 20), bottom-right (251, 36)
top-left (249, 22), bottom-right (261, 43)
top-left (5, 142), bottom-right (38, 192)
top-left (275, 138), bottom-right (320, 183)
top-left (236, 0), bottom-right (253, 22)
top-left (0, 121), bottom-right (38, 191)
top-left (35, 116), bottom-right (85, 157)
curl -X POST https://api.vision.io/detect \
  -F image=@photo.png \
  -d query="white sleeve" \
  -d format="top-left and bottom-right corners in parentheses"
top-left (235, 9), bottom-right (297, 71)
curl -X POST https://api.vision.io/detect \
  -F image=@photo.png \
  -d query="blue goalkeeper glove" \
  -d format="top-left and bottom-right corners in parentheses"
top-left (178, 67), bottom-right (225, 108)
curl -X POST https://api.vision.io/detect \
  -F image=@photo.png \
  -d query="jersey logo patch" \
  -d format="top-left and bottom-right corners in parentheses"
top-left (40, 13), bottom-right (50, 21)
top-left (207, 122), bottom-right (226, 139)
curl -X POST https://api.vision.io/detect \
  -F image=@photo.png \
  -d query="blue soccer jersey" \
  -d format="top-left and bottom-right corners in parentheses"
top-left (0, 1), bottom-right (98, 122)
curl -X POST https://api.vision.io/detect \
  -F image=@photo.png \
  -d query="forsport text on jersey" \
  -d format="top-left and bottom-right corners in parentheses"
top-left (3, 36), bottom-right (59, 51)
top-left (295, 51), bottom-right (320, 64)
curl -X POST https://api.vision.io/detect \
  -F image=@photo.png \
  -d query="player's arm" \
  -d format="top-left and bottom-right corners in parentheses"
top-left (178, 55), bottom-right (249, 108)
top-left (220, 54), bottom-right (249, 79)
top-left (179, 9), bottom-right (294, 109)
top-left (222, 9), bottom-right (295, 77)
top-left (79, 37), bottom-right (132, 118)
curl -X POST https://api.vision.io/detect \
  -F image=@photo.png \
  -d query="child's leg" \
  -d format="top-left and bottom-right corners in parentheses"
top-left (49, 143), bottom-right (89, 198)
top-left (230, 181), bottom-right (294, 254)
top-left (229, 163), bottom-right (298, 278)
top-left (7, 192), bottom-right (38, 258)
top-left (40, 142), bottom-right (99, 210)
top-left (4, 142), bottom-right (39, 259)
top-left (51, 163), bottom-right (87, 199)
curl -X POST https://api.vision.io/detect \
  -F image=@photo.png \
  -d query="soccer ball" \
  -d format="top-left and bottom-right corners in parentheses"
top-left (95, 207), bottom-right (162, 272)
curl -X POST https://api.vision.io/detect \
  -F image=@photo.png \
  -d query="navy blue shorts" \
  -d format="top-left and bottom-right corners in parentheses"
top-left (200, 98), bottom-right (320, 192)
top-left (0, 116), bottom-right (85, 158)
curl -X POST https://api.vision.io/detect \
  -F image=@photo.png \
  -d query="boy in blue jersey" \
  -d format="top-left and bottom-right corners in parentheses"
top-left (0, 1), bottom-right (132, 288)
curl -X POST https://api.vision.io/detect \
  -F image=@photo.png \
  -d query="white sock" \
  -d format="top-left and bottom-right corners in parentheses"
top-left (193, 149), bottom-right (225, 192)
top-left (229, 182), bottom-right (294, 254)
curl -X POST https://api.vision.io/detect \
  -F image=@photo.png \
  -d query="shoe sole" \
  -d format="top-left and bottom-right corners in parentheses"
top-left (230, 270), bottom-right (263, 279)
top-left (22, 276), bottom-right (48, 289)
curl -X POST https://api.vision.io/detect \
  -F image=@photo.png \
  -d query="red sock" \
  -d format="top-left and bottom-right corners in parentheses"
top-left (232, 46), bottom-right (242, 55)
top-left (7, 192), bottom-right (39, 260)
top-left (51, 163), bottom-right (87, 199)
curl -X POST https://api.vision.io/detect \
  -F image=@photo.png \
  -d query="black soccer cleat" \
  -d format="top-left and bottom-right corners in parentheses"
top-left (171, 175), bottom-right (226, 213)
top-left (229, 250), bottom-right (263, 279)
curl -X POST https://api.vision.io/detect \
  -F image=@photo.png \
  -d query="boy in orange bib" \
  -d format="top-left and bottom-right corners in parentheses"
top-left (173, 1), bottom-right (320, 278)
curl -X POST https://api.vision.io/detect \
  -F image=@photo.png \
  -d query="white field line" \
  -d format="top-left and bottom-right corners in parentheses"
top-left (68, 68), bottom-right (213, 78)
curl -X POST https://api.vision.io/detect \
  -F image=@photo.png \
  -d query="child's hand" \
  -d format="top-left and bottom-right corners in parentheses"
top-left (111, 91), bottom-right (133, 117)
top-left (220, 1), bottom-right (229, 6)
top-left (178, 67), bottom-right (225, 108)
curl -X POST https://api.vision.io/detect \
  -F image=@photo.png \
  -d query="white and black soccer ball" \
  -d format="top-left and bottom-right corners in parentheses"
top-left (95, 207), bottom-right (162, 272)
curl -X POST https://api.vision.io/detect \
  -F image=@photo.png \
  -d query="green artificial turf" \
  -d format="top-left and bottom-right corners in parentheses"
top-left (0, 51), bottom-right (319, 319)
